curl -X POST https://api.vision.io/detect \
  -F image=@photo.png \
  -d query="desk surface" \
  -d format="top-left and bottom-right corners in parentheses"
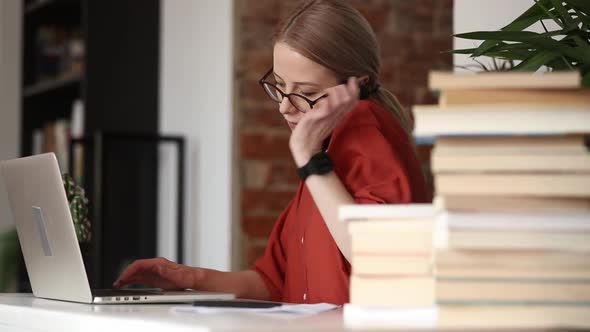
top-left (1, 294), bottom-right (589, 332)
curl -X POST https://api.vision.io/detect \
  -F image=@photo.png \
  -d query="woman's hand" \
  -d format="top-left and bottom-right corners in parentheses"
top-left (289, 77), bottom-right (359, 167)
top-left (113, 257), bottom-right (203, 290)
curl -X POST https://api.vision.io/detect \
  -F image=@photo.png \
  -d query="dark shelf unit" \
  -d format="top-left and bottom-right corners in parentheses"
top-left (71, 133), bottom-right (185, 289)
top-left (23, 73), bottom-right (82, 98)
top-left (19, 0), bottom-right (163, 290)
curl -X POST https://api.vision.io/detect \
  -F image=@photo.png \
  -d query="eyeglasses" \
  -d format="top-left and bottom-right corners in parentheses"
top-left (258, 68), bottom-right (328, 113)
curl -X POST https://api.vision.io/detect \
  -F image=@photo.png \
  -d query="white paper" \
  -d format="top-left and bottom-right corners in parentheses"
top-left (171, 303), bottom-right (339, 315)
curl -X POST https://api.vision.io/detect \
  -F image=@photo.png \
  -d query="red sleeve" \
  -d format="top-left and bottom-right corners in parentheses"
top-left (330, 124), bottom-right (413, 205)
top-left (251, 201), bottom-right (292, 302)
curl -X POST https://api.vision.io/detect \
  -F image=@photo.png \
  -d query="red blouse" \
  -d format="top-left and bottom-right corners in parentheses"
top-left (253, 99), bottom-right (431, 305)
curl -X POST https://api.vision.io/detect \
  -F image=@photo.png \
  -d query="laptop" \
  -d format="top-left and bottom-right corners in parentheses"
top-left (0, 153), bottom-right (235, 304)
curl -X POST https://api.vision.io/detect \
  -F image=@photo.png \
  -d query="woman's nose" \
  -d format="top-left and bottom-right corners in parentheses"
top-left (278, 97), bottom-right (297, 115)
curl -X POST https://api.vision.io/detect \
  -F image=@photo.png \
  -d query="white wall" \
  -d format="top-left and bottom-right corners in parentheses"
top-left (453, 0), bottom-right (557, 71)
top-left (159, 0), bottom-right (235, 271)
top-left (0, 0), bottom-right (21, 232)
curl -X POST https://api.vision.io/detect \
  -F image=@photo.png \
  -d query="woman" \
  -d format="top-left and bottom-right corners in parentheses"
top-left (114, 0), bottom-right (430, 305)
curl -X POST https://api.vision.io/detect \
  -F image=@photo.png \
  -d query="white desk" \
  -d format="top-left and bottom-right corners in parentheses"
top-left (1, 293), bottom-right (589, 332)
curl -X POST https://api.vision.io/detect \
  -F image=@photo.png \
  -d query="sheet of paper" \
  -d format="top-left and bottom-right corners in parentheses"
top-left (171, 303), bottom-right (339, 315)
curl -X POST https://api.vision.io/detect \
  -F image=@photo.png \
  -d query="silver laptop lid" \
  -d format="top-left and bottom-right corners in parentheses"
top-left (1, 153), bottom-right (93, 303)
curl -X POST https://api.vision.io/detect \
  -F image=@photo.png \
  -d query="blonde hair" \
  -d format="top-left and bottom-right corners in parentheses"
top-left (274, 0), bottom-right (413, 135)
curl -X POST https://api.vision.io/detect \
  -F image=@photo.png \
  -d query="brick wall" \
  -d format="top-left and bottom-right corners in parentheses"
top-left (237, 0), bottom-right (453, 268)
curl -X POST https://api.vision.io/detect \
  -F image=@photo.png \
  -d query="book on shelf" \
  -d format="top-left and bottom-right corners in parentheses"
top-left (352, 231), bottom-right (434, 254)
top-left (442, 211), bottom-right (590, 232)
top-left (448, 230), bottom-right (590, 251)
top-left (413, 104), bottom-right (590, 137)
top-left (54, 119), bottom-right (69, 174)
top-left (431, 135), bottom-right (590, 172)
top-left (428, 71), bottom-right (581, 90)
top-left (352, 255), bottom-right (434, 276)
top-left (70, 99), bottom-right (85, 182)
top-left (436, 265), bottom-right (590, 280)
top-left (344, 207), bottom-right (438, 254)
top-left (339, 204), bottom-right (436, 221)
top-left (35, 119), bottom-right (70, 173)
top-left (42, 122), bottom-right (56, 153)
top-left (31, 99), bottom-right (85, 178)
top-left (351, 228), bottom-right (437, 257)
top-left (434, 135), bottom-right (589, 155)
top-left (32, 129), bottom-right (43, 156)
top-left (437, 250), bottom-right (590, 268)
top-left (350, 275), bottom-right (436, 306)
top-left (439, 88), bottom-right (590, 107)
top-left (348, 218), bottom-right (435, 233)
top-left (438, 195), bottom-right (590, 213)
top-left (71, 99), bottom-right (84, 138)
top-left (435, 173), bottom-right (590, 197)
top-left (432, 153), bottom-right (590, 173)
top-left (437, 278), bottom-right (590, 304)
top-left (34, 24), bottom-right (84, 85)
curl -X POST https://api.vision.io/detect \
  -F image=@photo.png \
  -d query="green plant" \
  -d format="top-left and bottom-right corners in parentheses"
top-left (450, 0), bottom-right (590, 86)
top-left (0, 229), bottom-right (18, 292)
top-left (63, 173), bottom-right (91, 243)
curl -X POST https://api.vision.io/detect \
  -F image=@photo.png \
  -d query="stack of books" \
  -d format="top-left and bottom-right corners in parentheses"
top-left (414, 71), bottom-right (590, 305)
top-left (341, 204), bottom-right (440, 326)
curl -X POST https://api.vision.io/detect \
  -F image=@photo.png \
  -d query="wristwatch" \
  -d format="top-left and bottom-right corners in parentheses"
top-left (297, 151), bottom-right (333, 181)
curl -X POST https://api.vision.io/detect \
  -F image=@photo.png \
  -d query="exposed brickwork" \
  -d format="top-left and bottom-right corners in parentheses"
top-left (237, 0), bottom-right (453, 268)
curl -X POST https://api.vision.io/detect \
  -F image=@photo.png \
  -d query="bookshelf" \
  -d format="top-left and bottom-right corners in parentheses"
top-left (20, 0), bottom-right (162, 290)
top-left (22, 72), bottom-right (81, 98)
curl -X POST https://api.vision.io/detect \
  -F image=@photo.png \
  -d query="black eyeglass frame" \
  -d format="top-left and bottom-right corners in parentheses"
top-left (258, 68), bottom-right (328, 113)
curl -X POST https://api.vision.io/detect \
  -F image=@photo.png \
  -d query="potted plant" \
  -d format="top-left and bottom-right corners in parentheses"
top-left (62, 173), bottom-right (94, 284)
top-left (63, 173), bottom-right (92, 243)
top-left (450, 0), bottom-right (590, 86)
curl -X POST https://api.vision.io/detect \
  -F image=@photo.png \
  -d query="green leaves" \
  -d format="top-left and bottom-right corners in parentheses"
top-left (513, 50), bottom-right (560, 71)
top-left (455, 30), bottom-right (588, 63)
top-left (471, 0), bottom-right (553, 56)
top-left (62, 173), bottom-right (91, 243)
top-left (566, 0), bottom-right (590, 13)
top-left (0, 229), bottom-right (18, 292)
top-left (451, 0), bottom-right (590, 87)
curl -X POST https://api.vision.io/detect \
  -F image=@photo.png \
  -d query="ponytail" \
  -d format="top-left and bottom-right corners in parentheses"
top-left (372, 87), bottom-right (414, 136)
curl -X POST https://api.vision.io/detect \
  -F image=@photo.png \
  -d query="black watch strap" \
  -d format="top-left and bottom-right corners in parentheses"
top-left (297, 152), bottom-right (333, 181)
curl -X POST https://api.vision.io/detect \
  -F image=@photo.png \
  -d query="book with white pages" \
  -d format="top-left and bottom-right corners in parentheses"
top-left (428, 71), bottom-right (581, 90)
top-left (441, 211), bottom-right (590, 232)
top-left (434, 135), bottom-right (589, 155)
top-left (448, 231), bottom-right (590, 251)
top-left (413, 104), bottom-right (590, 137)
top-left (436, 250), bottom-right (590, 268)
top-left (339, 204), bottom-right (437, 222)
top-left (439, 89), bottom-right (590, 106)
top-left (438, 195), bottom-right (590, 213)
top-left (435, 173), bottom-right (590, 197)
top-left (431, 153), bottom-right (590, 173)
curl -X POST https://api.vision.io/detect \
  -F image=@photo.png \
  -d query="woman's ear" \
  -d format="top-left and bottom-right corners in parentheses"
top-left (358, 75), bottom-right (370, 86)
top-left (357, 75), bottom-right (371, 100)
